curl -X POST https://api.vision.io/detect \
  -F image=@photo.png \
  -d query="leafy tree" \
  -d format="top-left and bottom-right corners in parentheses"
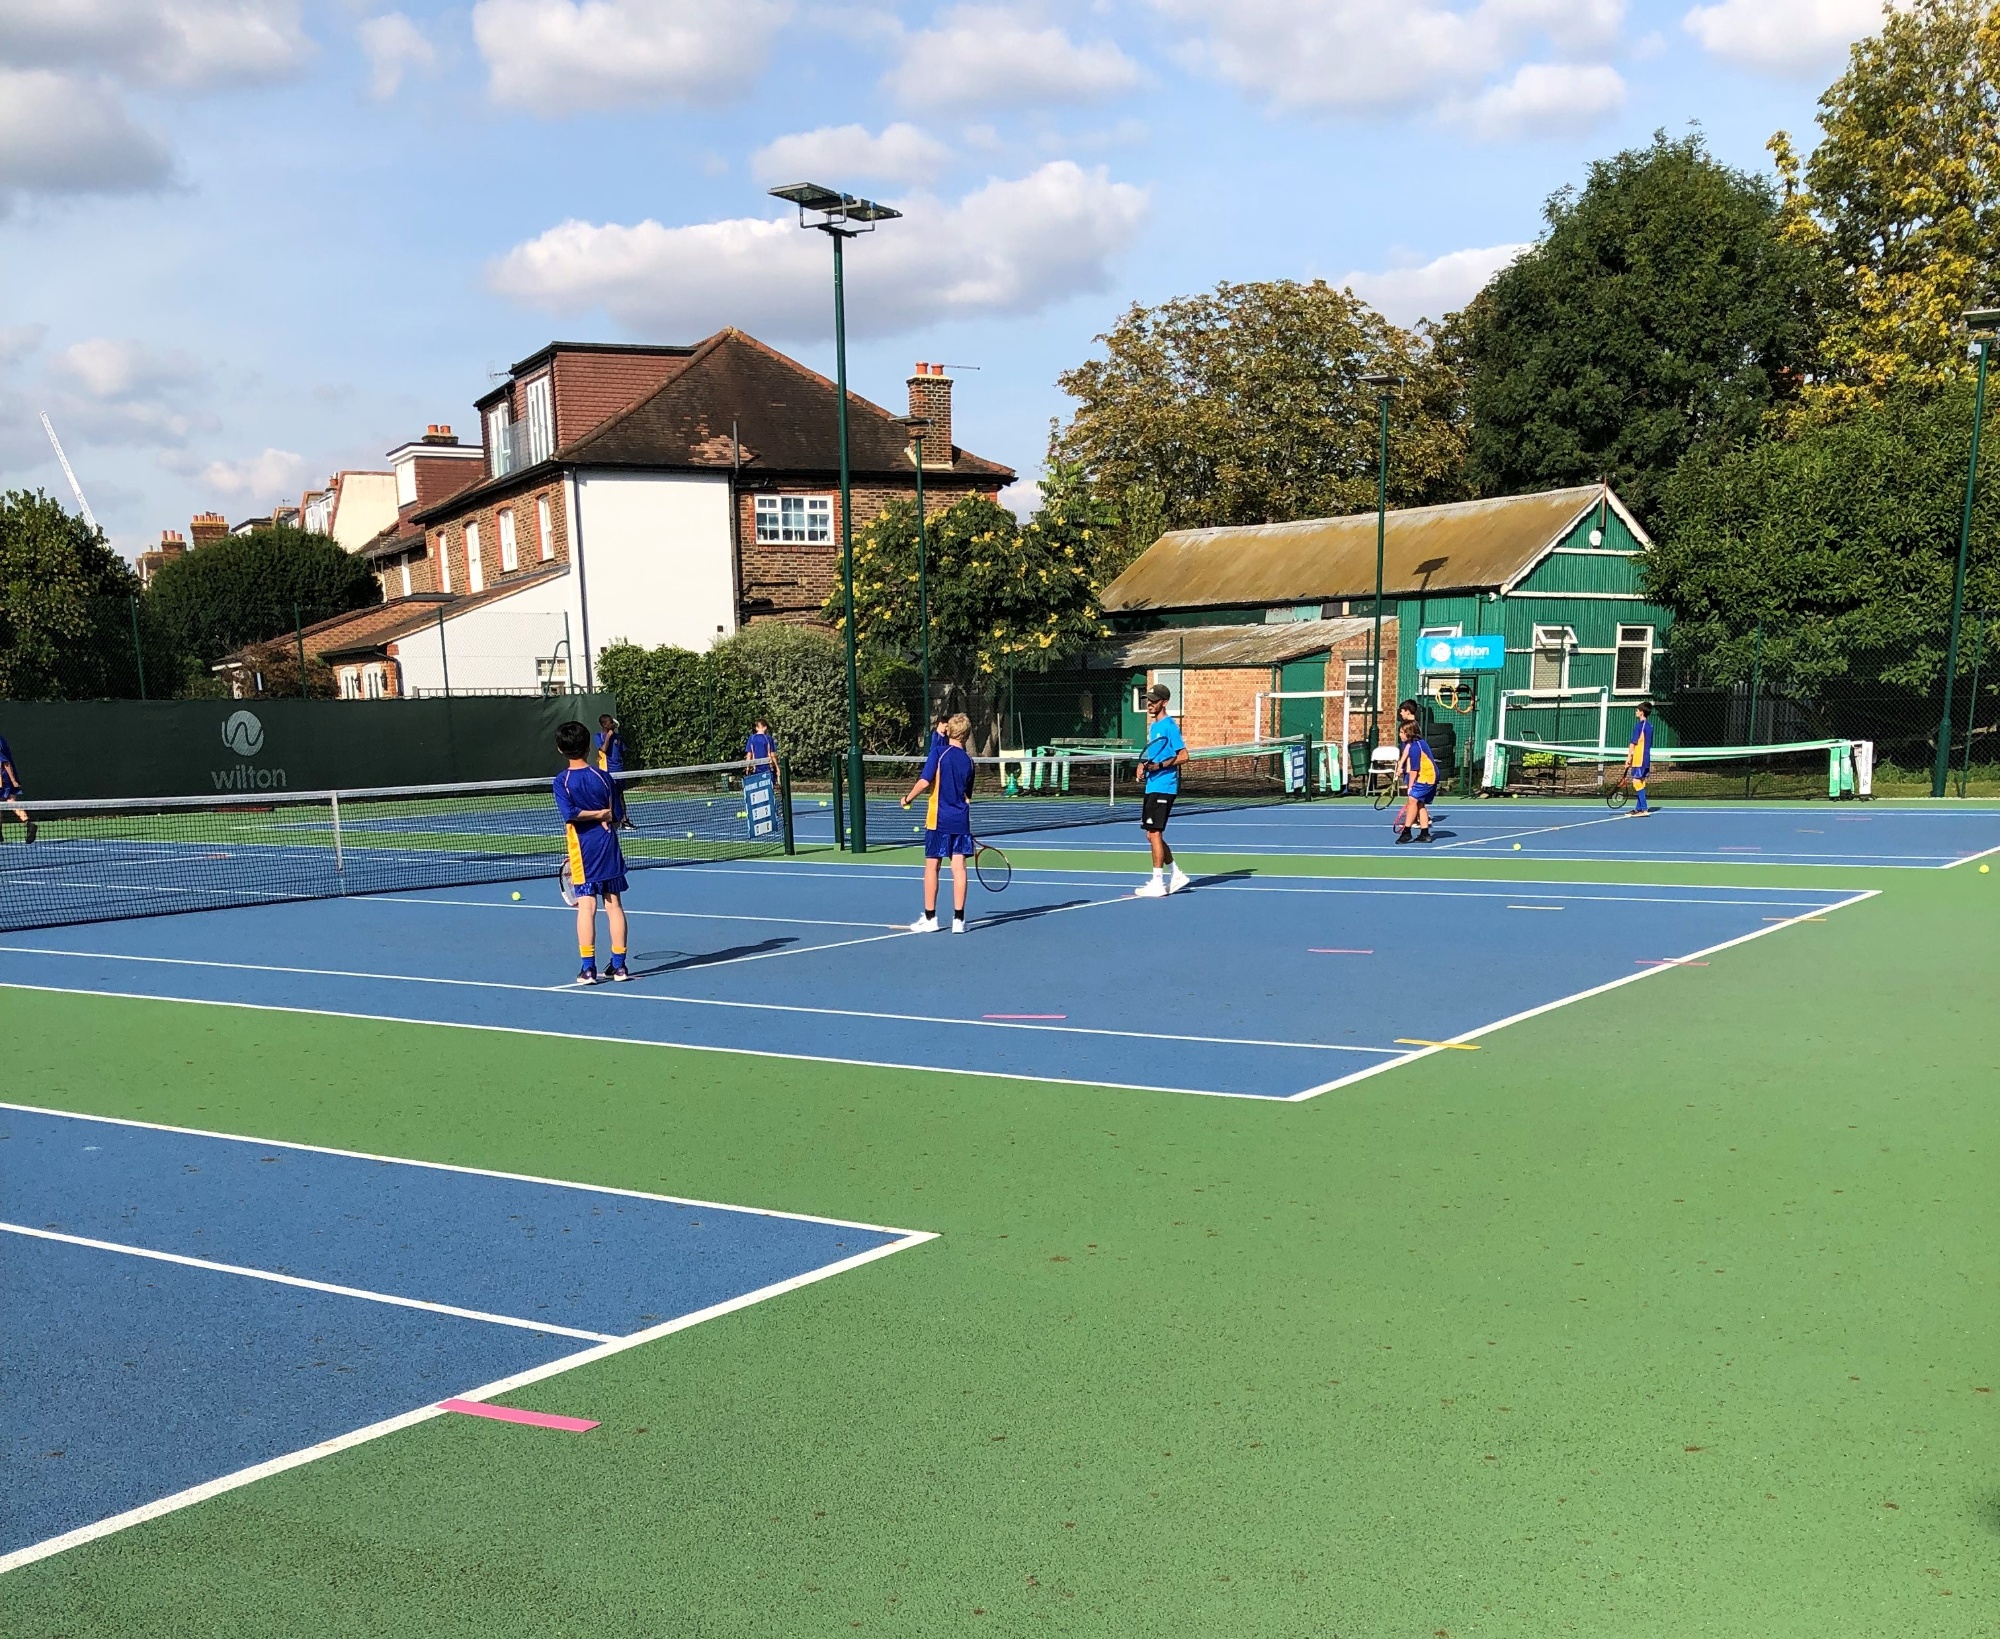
top-left (596, 641), bottom-right (757, 768)
top-left (710, 622), bottom-right (848, 770)
top-left (1649, 378), bottom-right (1998, 696)
top-left (144, 524), bottom-right (379, 668)
top-left (229, 638), bottom-right (339, 700)
top-left (1452, 131), bottom-right (1824, 526)
top-left (1054, 279), bottom-right (1467, 531)
top-left (0, 489), bottom-right (150, 701)
top-left (1770, 0), bottom-right (2000, 414)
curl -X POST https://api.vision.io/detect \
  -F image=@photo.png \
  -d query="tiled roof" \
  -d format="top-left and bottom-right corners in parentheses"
top-left (415, 328), bottom-right (1013, 524)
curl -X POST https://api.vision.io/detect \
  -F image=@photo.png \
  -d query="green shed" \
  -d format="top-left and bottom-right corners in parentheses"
top-left (1098, 484), bottom-right (1673, 768)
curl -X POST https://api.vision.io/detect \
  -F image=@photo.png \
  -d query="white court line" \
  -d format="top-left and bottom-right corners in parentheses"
top-left (0, 1222), bottom-right (615, 1342)
top-left (1433, 812), bottom-right (1637, 850)
top-left (0, 945), bottom-right (1392, 1057)
top-left (0, 986), bottom-right (1281, 1103)
top-left (0, 1230), bottom-right (935, 1576)
top-left (1944, 839), bottom-right (2000, 869)
top-left (377, 896), bottom-right (898, 931)
top-left (1284, 888), bottom-right (1881, 1101)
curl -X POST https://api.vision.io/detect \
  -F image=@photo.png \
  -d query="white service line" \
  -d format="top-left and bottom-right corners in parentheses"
top-left (377, 895), bottom-right (901, 931)
top-left (0, 1230), bottom-right (936, 1576)
top-left (0, 1221), bottom-right (615, 1342)
top-left (1432, 812), bottom-right (1632, 850)
top-left (1285, 887), bottom-right (1881, 1100)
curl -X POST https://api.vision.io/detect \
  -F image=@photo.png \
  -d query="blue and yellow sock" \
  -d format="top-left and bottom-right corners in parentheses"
top-left (609, 945), bottom-right (627, 972)
top-left (579, 943), bottom-right (595, 973)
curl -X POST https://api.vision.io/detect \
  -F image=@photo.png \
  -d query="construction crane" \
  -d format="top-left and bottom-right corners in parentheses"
top-left (39, 411), bottom-right (99, 534)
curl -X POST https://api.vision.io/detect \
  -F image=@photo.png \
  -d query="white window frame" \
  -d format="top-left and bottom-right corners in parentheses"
top-left (1614, 624), bottom-right (1654, 694)
top-left (523, 375), bottom-right (554, 467)
top-left (1529, 625), bottom-right (1576, 694)
top-left (362, 665), bottom-right (386, 699)
top-left (339, 668), bottom-right (361, 700)
top-left (486, 404), bottom-right (513, 476)
top-left (498, 507), bottom-right (518, 573)
top-left (1343, 656), bottom-right (1378, 708)
top-left (754, 494), bottom-right (833, 544)
top-left (399, 557), bottom-right (412, 598)
top-left (466, 521), bottom-right (484, 593)
top-left (436, 531), bottom-right (450, 593)
top-left (536, 494), bottom-right (554, 561)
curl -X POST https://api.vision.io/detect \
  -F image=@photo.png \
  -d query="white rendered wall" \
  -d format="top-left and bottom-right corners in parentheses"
top-left (393, 576), bottom-right (576, 695)
top-left (329, 473), bottom-right (400, 552)
top-left (573, 471), bottom-right (735, 660)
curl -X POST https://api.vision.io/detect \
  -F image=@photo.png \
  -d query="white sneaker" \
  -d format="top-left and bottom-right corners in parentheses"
top-left (908, 914), bottom-right (939, 932)
top-left (1134, 875), bottom-right (1168, 898)
top-left (951, 917), bottom-right (968, 934)
top-left (1166, 865), bottom-right (1191, 894)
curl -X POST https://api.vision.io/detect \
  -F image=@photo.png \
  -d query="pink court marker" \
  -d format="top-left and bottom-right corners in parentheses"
top-left (1309, 948), bottom-right (1374, 954)
top-left (984, 1013), bottom-right (1066, 1020)
top-left (440, 1399), bottom-right (598, 1433)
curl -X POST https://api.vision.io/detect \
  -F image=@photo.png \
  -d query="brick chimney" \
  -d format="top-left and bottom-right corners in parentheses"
top-left (906, 363), bottom-right (954, 469)
top-left (138, 529), bottom-right (188, 588)
top-left (421, 424), bottom-right (459, 445)
top-left (190, 512), bottom-right (227, 547)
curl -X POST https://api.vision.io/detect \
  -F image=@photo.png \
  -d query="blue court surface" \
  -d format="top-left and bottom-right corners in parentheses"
top-left (0, 860), bottom-right (1873, 1101)
top-left (798, 797), bottom-right (2000, 869)
top-left (0, 1102), bottom-right (930, 1567)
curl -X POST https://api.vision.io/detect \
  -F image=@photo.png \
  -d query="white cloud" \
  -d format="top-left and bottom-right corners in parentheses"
top-left (887, 6), bottom-right (1143, 109)
top-left (1155, 0), bottom-right (1623, 116)
top-left (48, 338), bottom-right (201, 400)
top-left (0, 0), bottom-right (312, 91)
top-left (751, 123), bottom-right (953, 187)
top-left (358, 12), bottom-right (435, 100)
top-left (1343, 242), bottom-right (1531, 323)
top-left (1682, 0), bottom-right (1882, 76)
top-left (1457, 61), bottom-right (1625, 138)
top-left (198, 447), bottom-right (310, 500)
top-left (472, 0), bottom-right (788, 113)
top-left (489, 160), bottom-right (1150, 339)
top-left (0, 69), bottom-right (172, 198)
top-left (44, 337), bottom-right (207, 447)
top-left (0, 324), bottom-right (48, 367)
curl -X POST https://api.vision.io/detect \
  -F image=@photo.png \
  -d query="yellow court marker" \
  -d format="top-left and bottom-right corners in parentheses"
top-left (1395, 1038), bottom-right (1481, 1050)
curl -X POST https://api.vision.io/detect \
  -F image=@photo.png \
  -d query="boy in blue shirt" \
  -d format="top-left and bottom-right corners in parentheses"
top-left (594, 714), bottom-right (626, 774)
top-left (554, 719), bottom-right (631, 984)
top-left (1134, 683), bottom-right (1190, 896)
top-left (0, 734), bottom-right (35, 843)
top-left (744, 718), bottom-right (777, 777)
top-left (1625, 701), bottom-right (1654, 814)
top-left (901, 711), bottom-right (974, 933)
top-left (1394, 720), bottom-right (1437, 844)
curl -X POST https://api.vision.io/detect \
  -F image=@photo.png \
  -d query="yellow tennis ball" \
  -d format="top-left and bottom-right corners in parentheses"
top-left (1983, 863), bottom-right (1992, 874)
top-left (1512, 842), bottom-right (1521, 850)
top-left (511, 891), bottom-right (521, 901)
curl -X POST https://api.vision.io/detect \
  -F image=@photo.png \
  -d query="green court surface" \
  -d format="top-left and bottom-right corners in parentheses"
top-left (5, 845), bottom-right (1995, 1637)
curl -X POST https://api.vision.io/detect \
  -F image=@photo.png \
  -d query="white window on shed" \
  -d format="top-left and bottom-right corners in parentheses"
top-left (339, 667), bottom-right (361, 700)
top-left (498, 507), bottom-right (518, 573)
top-left (466, 521), bottom-right (484, 593)
top-left (363, 665), bottom-right (386, 699)
top-left (536, 494), bottom-right (554, 561)
top-left (1530, 625), bottom-right (1574, 693)
top-left (1343, 657), bottom-right (1377, 707)
top-left (1614, 624), bottom-right (1654, 694)
top-left (754, 494), bottom-right (832, 543)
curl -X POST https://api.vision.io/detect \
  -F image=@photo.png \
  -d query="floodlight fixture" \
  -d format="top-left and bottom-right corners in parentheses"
top-left (1359, 372), bottom-right (1405, 389)
top-left (767, 183), bottom-right (902, 234)
top-left (1965, 307), bottom-right (2000, 331)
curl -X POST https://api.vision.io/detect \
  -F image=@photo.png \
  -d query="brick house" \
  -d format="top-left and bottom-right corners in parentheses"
top-left (388, 331), bottom-right (1011, 691)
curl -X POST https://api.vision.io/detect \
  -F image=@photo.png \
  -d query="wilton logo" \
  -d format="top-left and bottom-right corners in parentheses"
top-left (213, 709), bottom-right (287, 791)
top-left (222, 710), bottom-right (265, 757)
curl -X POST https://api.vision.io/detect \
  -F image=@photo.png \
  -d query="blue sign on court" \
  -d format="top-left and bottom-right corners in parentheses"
top-left (743, 771), bottom-right (777, 839)
top-left (1416, 633), bottom-right (1506, 673)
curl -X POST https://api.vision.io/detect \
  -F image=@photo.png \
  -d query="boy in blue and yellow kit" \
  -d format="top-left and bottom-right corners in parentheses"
top-left (901, 711), bottom-right (974, 934)
top-left (554, 719), bottom-right (631, 984)
top-left (1394, 720), bottom-right (1437, 844)
top-left (1627, 700), bottom-right (1654, 814)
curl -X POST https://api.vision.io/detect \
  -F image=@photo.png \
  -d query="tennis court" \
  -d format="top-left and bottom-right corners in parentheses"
top-left (0, 860), bottom-right (1869, 1100)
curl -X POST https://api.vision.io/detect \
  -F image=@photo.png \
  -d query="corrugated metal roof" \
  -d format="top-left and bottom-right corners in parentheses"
top-left (1100, 485), bottom-right (1629, 613)
top-left (1088, 617), bottom-right (1383, 670)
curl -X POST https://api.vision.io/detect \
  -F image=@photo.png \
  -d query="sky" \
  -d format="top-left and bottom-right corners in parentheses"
top-left (0, 0), bottom-right (1886, 559)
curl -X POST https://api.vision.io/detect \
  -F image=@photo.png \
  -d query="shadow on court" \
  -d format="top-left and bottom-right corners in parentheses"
top-left (630, 936), bottom-right (797, 975)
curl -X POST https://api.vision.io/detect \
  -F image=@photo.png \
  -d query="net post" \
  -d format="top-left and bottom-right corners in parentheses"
top-left (830, 751), bottom-right (846, 851)
top-left (330, 792), bottom-right (344, 883)
top-left (779, 755), bottom-right (795, 855)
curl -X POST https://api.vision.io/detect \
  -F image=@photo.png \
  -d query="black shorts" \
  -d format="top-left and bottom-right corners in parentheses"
top-left (1140, 792), bottom-right (1176, 833)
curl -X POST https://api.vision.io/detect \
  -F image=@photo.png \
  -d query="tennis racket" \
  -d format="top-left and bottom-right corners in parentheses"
top-left (556, 862), bottom-right (579, 906)
top-left (1605, 767), bottom-right (1632, 810)
top-left (1373, 775), bottom-right (1400, 812)
top-left (974, 840), bottom-right (1012, 892)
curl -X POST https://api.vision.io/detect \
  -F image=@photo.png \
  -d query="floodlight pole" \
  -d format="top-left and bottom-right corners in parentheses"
top-left (1360, 374), bottom-right (1401, 751)
top-left (828, 230), bottom-right (868, 850)
top-left (1935, 320), bottom-right (1997, 796)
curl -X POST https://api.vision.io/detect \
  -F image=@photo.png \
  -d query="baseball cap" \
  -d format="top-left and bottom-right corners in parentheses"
top-left (1146, 683), bottom-right (1171, 704)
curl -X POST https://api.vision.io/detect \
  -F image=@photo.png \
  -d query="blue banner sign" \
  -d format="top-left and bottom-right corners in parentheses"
top-left (1416, 633), bottom-right (1506, 673)
top-left (743, 771), bottom-right (778, 839)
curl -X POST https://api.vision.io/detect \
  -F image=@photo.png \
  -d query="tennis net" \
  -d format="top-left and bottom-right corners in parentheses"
top-left (1482, 737), bottom-right (1873, 800)
top-left (843, 739), bottom-right (1314, 843)
top-left (0, 761), bottom-right (792, 933)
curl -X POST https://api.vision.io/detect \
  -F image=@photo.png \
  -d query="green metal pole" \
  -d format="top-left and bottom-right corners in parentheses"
top-left (832, 230), bottom-right (866, 851)
top-left (1935, 335), bottom-right (1991, 796)
top-left (1745, 622), bottom-right (1761, 797)
top-left (915, 433), bottom-right (930, 745)
top-left (129, 594), bottom-right (147, 701)
top-left (1959, 615), bottom-right (1986, 797)
top-left (1368, 389), bottom-right (1389, 751)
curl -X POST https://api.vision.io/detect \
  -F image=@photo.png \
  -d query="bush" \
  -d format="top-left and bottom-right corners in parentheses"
top-left (712, 623), bottom-right (849, 770)
top-left (597, 642), bottom-right (757, 768)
